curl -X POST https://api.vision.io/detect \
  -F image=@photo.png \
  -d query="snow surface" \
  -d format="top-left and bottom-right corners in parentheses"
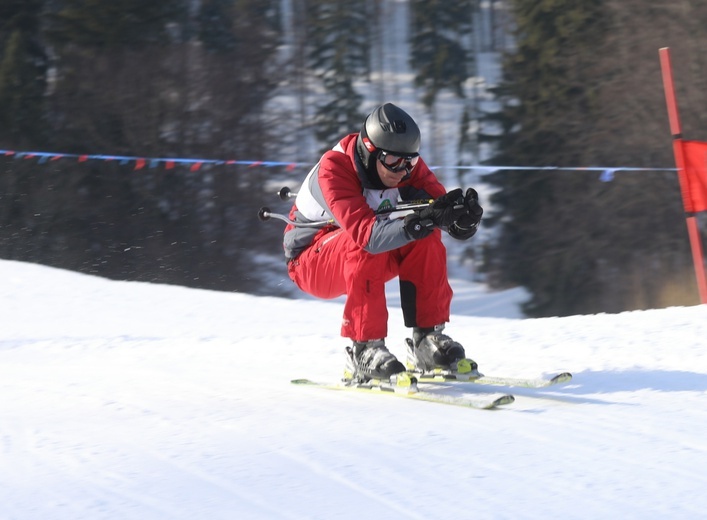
top-left (3, 259), bottom-right (707, 519)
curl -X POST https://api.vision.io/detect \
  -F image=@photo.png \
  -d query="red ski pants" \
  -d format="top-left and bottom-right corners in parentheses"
top-left (288, 228), bottom-right (452, 341)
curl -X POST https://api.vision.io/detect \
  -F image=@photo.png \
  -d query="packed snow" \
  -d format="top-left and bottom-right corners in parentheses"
top-left (2, 259), bottom-right (707, 519)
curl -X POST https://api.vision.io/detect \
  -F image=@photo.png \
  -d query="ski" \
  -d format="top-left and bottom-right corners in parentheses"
top-left (415, 371), bottom-right (573, 389)
top-left (290, 377), bottom-right (514, 410)
top-left (403, 338), bottom-right (572, 389)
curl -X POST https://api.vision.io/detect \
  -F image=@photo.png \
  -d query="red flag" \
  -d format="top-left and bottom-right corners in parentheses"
top-left (680, 140), bottom-right (707, 213)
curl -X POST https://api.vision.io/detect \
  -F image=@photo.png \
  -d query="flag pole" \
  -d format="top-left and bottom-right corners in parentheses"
top-left (659, 47), bottom-right (707, 304)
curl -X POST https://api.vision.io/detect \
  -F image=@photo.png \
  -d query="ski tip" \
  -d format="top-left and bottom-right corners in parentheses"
top-left (549, 372), bottom-right (573, 385)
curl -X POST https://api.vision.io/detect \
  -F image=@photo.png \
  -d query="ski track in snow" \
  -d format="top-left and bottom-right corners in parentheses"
top-left (2, 259), bottom-right (707, 519)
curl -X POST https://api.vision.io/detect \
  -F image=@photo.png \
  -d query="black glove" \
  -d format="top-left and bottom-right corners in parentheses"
top-left (418, 188), bottom-right (467, 228)
top-left (404, 213), bottom-right (434, 240)
top-left (448, 213), bottom-right (479, 240)
top-left (464, 188), bottom-right (483, 218)
top-left (448, 188), bottom-right (483, 241)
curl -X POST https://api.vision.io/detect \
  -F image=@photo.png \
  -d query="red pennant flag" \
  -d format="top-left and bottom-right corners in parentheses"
top-left (190, 162), bottom-right (202, 172)
top-left (165, 161), bottom-right (175, 170)
top-left (680, 140), bottom-right (707, 213)
top-left (78, 155), bottom-right (88, 162)
top-left (134, 158), bottom-right (146, 170)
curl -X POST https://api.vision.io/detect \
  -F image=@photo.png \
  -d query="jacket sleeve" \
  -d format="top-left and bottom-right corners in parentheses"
top-left (317, 153), bottom-right (415, 254)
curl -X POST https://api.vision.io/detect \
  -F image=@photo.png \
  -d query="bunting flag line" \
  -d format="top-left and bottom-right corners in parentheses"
top-left (1, 148), bottom-right (677, 179)
top-left (1, 149), bottom-right (307, 172)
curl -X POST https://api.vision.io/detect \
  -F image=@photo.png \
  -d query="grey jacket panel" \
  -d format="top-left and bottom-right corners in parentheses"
top-left (282, 212), bottom-right (324, 261)
top-left (284, 212), bottom-right (412, 260)
top-left (365, 217), bottom-right (415, 254)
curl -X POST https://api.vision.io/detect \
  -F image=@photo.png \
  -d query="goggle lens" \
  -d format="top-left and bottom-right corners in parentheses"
top-left (379, 151), bottom-right (419, 173)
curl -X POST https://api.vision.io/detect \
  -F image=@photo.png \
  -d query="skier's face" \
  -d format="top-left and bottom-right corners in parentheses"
top-left (376, 159), bottom-right (409, 188)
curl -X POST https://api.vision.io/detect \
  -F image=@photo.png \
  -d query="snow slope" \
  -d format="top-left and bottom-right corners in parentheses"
top-left (2, 259), bottom-right (707, 519)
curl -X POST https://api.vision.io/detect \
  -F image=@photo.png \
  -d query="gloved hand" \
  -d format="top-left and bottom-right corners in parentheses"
top-left (417, 188), bottom-right (467, 228)
top-left (463, 188), bottom-right (483, 221)
top-left (448, 213), bottom-right (479, 240)
top-left (403, 213), bottom-right (434, 240)
top-left (448, 188), bottom-right (483, 240)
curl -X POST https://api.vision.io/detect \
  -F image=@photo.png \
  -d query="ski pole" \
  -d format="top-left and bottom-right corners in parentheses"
top-left (376, 200), bottom-right (433, 214)
top-left (277, 186), bottom-right (434, 211)
top-left (258, 186), bottom-right (333, 228)
top-left (257, 207), bottom-right (334, 228)
top-left (276, 186), bottom-right (432, 213)
top-left (258, 186), bottom-right (433, 227)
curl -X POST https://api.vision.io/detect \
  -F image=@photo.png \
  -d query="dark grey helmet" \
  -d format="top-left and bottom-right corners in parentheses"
top-left (356, 103), bottom-right (421, 170)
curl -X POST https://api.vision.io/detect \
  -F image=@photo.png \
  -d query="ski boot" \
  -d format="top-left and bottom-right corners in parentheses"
top-left (343, 339), bottom-right (415, 393)
top-left (405, 325), bottom-right (481, 381)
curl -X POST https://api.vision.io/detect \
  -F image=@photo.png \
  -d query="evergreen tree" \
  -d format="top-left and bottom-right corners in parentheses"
top-left (196, 0), bottom-right (281, 149)
top-left (0, 0), bottom-right (48, 147)
top-left (482, 0), bottom-right (699, 316)
top-left (483, 0), bottom-right (615, 317)
top-left (409, 0), bottom-right (475, 108)
top-left (191, 0), bottom-right (285, 291)
top-left (306, 0), bottom-right (368, 148)
top-left (1, 0), bottom-right (285, 293)
top-left (408, 0), bottom-right (475, 168)
top-left (199, 0), bottom-right (280, 55)
top-left (46, 0), bottom-right (182, 48)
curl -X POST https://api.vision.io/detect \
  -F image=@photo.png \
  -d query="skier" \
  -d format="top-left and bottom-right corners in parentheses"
top-left (283, 103), bottom-right (483, 382)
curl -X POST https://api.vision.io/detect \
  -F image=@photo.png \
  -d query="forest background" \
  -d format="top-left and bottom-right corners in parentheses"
top-left (1, 0), bottom-right (706, 317)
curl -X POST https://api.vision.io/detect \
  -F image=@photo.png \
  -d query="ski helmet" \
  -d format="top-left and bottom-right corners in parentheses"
top-left (356, 103), bottom-right (421, 170)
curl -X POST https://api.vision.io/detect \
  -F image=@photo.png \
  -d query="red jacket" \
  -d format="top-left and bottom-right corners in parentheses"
top-left (283, 133), bottom-right (446, 261)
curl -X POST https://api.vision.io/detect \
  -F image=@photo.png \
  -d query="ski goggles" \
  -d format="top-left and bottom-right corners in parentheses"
top-left (378, 150), bottom-right (419, 173)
